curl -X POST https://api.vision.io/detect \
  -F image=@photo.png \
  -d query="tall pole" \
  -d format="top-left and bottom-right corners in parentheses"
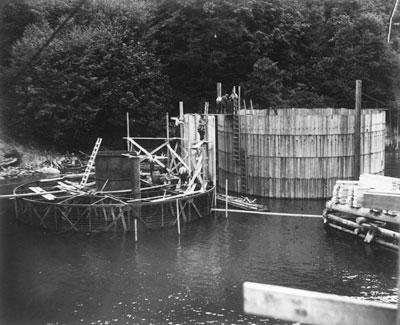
top-left (225, 179), bottom-right (229, 219)
top-left (354, 80), bottom-right (362, 179)
top-left (179, 101), bottom-right (184, 144)
top-left (176, 199), bottom-right (181, 235)
top-left (134, 219), bottom-right (138, 242)
top-left (216, 83), bottom-right (222, 114)
top-left (238, 85), bottom-right (241, 112)
top-left (166, 112), bottom-right (170, 143)
top-left (126, 112), bottom-right (130, 151)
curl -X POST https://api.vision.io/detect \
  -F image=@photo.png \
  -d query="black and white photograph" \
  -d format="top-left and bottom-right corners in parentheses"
top-left (0, 0), bottom-right (399, 324)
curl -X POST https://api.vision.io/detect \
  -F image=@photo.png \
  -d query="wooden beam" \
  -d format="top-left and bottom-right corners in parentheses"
top-left (185, 152), bottom-right (204, 192)
top-left (28, 187), bottom-right (57, 200)
top-left (1, 190), bottom-right (65, 199)
top-left (243, 282), bottom-right (397, 325)
top-left (167, 143), bottom-right (190, 171)
top-left (211, 208), bottom-right (320, 218)
top-left (151, 190), bottom-right (203, 202)
top-left (326, 201), bottom-right (400, 224)
top-left (125, 138), bottom-right (166, 168)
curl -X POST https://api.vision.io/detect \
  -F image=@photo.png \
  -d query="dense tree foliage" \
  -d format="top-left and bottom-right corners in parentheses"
top-left (0, 0), bottom-right (399, 149)
top-left (1, 0), bottom-right (171, 149)
top-left (148, 0), bottom-right (399, 110)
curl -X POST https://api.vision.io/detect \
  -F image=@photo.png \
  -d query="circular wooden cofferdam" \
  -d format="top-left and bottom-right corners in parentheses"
top-left (13, 180), bottom-right (214, 232)
top-left (217, 108), bottom-right (386, 199)
top-left (13, 151), bottom-right (214, 232)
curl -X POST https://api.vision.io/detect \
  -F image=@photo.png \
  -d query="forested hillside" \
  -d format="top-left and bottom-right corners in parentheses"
top-left (0, 0), bottom-right (399, 150)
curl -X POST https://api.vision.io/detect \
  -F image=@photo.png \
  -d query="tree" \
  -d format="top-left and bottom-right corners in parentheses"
top-left (147, 0), bottom-right (264, 112)
top-left (4, 20), bottom-right (172, 149)
top-left (243, 57), bottom-right (283, 108)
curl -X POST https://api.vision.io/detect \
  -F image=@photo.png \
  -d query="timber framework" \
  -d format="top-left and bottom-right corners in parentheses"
top-left (12, 107), bottom-right (217, 235)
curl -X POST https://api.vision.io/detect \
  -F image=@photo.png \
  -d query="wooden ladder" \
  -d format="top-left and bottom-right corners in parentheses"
top-left (232, 114), bottom-right (240, 162)
top-left (239, 150), bottom-right (247, 192)
top-left (80, 138), bottom-right (102, 188)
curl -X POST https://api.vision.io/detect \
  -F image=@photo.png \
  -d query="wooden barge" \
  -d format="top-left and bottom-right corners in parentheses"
top-left (323, 174), bottom-right (400, 250)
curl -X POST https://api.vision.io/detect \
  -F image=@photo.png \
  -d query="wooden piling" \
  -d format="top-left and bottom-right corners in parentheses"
top-left (238, 85), bottom-right (241, 111)
top-left (225, 179), bottom-right (228, 219)
top-left (354, 80), bottom-right (362, 179)
top-left (166, 112), bottom-right (170, 143)
top-left (176, 199), bottom-right (181, 235)
top-left (179, 102), bottom-right (184, 140)
top-left (134, 218), bottom-right (138, 241)
top-left (126, 112), bottom-right (130, 151)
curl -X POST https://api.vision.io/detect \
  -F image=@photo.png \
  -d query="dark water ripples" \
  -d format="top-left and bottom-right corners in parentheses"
top-left (1, 156), bottom-right (399, 324)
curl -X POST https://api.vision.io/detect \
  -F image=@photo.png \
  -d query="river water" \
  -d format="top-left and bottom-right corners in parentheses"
top-left (0, 154), bottom-right (399, 325)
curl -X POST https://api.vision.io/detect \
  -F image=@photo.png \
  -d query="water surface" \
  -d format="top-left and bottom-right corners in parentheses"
top-left (0, 156), bottom-right (398, 325)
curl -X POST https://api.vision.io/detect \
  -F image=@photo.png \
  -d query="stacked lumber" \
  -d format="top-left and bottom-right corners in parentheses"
top-left (331, 174), bottom-right (400, 211)
top-left (332, 180), bottom-right (358, 205)
top-left (359, 174), bottom-right (400, 192)
top-left (325, 174), bottom-right (400, 249)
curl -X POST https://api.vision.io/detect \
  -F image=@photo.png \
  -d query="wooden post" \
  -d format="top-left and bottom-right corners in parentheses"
top-left (166, 112), bottom-right (170, 143)
top-left (217, 83), bottom-right (222, 98)
top-left (216, 83), bottom-right (222, 114)
top-left (126, 112), bottom-right (130, 151)
top-left (176, 199), bottom-right (181, 235)
top-left (238, 85), bottom-right (241, 112)
top-left (225, 179), bottom-right (228, 219)
top-left (397, 110), bottom-right (399, 150)
top-left (354, 80), bottom-right (362, 179)
top-left (250, 99), bottom-right (254, 115)
top-left (134, 218), bottom-right (138, 242)
top-left (161, 204), bottom-right (164, 228)
top-left (204, 102), bottom-right (209, 145)
top-left (179, 101), bottom-right (184, 153)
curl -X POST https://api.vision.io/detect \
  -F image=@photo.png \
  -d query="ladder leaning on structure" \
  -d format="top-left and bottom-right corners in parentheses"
top-left (231, 93), bottom-right (247, 193)
top-left (79, 138), bottom-right (102, 188)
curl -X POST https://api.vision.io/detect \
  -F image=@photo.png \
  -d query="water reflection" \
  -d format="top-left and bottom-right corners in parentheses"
top-left (0, 156), bottom-right (398, 324)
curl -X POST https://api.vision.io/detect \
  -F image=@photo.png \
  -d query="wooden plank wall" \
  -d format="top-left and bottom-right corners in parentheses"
top-left (217, 109), bottom-right (385, 198)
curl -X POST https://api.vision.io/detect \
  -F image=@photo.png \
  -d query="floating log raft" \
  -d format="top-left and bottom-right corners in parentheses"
top-left (216, 193), bottom-right (268, 211)
top-left (323, 173), bottom-right (400, 250)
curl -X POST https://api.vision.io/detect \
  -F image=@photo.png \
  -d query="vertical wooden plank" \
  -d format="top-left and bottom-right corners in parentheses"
top-left (354, 80), bottom-right (362, 179)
